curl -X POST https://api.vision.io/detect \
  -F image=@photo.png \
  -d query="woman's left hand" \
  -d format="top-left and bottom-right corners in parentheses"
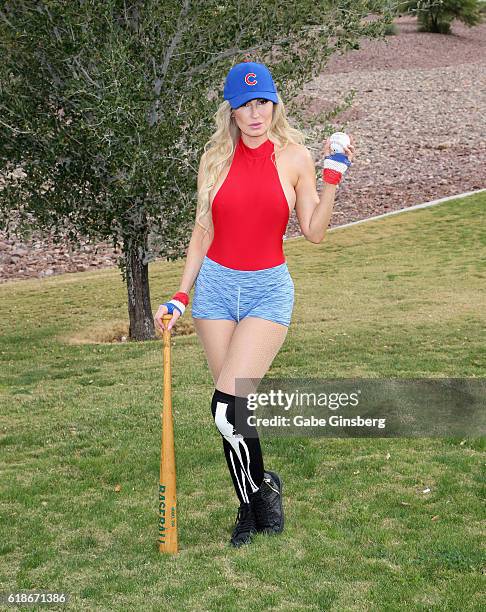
top-left (323, 134), bottom-right (356, 162)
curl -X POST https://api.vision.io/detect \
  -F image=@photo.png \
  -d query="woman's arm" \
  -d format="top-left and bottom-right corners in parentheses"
top-left (154, 157), bottom-right (214, 331)
top-left (177, 157), bottom-right (214, 294)
top-left (294, 138), bottom-right (354, 244)
top-left (177, 222), bottom-right (213, 293)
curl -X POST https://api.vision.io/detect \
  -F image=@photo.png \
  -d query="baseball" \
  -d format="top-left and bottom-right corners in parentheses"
top-left (330, 132), bottom-right (351, 154)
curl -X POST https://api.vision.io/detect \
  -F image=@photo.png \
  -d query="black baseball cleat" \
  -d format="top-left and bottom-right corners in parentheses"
top-left (230, 502), bottom-right (258, 547)
top-left (250, 470), bottom-right (284, 535)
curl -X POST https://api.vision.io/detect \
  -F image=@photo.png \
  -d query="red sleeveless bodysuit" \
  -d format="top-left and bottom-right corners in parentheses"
top-left (206, 136), bottom-right (290, 271)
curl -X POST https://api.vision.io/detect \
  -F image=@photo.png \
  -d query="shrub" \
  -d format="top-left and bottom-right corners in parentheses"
top-left (403, 0), bottom-right (483, 34)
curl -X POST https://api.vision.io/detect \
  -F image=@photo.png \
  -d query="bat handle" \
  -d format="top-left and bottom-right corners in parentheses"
top-left (162, 314), bottom-right (173, 343)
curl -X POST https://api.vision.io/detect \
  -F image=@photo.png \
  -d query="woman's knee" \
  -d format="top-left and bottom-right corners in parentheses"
top-left (211, 389), bottom-right (236, 435)
top-left (211, 388), bottom-right (254, 438)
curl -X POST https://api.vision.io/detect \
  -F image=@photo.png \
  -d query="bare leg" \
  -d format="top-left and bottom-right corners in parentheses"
top-left (193, 318), bottom-right (237, 385)
top-left (216, 316), bottom-right (289, 396)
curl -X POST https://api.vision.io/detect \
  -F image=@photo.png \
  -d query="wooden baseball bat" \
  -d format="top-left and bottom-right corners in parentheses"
top-left (158, 313), bottom-right (178, 554)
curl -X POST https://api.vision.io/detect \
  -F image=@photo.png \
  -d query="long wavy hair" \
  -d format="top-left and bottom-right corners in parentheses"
top-left (196, 92), bottom-right (306, 236)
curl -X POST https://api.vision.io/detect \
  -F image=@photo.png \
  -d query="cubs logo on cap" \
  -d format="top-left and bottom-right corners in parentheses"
top-left (223, 62), bottom-right (278, 109)
top-left (244, 72), bottom-right (257, 86)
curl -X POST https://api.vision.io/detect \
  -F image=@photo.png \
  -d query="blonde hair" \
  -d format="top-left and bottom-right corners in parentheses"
top-left (196, 92), bottom-right (306, 235)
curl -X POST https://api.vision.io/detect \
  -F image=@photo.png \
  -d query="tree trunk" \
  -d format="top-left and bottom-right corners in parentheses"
top-left (125, 240), bottom-right (156, 341)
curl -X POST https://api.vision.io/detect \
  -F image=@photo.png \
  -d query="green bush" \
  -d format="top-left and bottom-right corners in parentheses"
top-left (403, 0), bottom-right (483, 34)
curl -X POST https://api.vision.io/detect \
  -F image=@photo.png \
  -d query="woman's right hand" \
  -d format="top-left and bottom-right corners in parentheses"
top-left (154, 291), bottom-right (189, 332)
top-left (154, 305), bottom-right (180, 332)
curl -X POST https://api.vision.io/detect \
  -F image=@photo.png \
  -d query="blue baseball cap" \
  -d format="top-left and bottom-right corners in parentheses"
top-left (223, 61), bottom-right (278, 109)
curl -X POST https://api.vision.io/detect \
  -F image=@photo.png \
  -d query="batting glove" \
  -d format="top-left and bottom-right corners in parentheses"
top-left (323, 152), bottom-right (352, 185)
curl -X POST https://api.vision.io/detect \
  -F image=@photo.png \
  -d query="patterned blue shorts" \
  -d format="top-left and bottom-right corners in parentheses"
top-left (192, 256), bottom-right (295, 327)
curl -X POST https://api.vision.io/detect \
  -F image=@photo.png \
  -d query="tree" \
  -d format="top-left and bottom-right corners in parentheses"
top-left (0, 0), bottom-right (397, 340)
top-left (403, 0), bottom-right (483, 33)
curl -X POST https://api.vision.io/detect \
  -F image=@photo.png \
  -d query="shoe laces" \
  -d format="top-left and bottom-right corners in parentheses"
top-left (233, 503), bottom-right (256, 535)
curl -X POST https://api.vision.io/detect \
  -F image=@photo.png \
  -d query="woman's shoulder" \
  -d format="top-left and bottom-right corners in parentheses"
top-left (277, 141), bottom-right (312, 161)
top-left (276, 142), bottom-right (314, 175)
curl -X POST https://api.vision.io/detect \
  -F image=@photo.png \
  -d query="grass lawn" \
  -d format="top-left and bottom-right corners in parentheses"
top-left (1, 192), bottom-right (484, 611)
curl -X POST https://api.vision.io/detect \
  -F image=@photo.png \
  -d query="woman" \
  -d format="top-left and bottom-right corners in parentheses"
top-left (154, 61), bottom-right (355, 548)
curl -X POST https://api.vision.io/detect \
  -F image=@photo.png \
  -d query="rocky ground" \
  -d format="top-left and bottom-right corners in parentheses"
top-left (1, 15), bottom-right (485, 284)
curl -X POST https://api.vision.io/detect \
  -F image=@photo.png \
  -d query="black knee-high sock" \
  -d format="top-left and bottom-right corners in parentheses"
top-left (211, 388), bottom-right (265, 505)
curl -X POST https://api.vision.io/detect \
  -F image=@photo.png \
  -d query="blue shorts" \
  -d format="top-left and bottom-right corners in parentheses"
top-left (192, 256), bottom-right (295, 327)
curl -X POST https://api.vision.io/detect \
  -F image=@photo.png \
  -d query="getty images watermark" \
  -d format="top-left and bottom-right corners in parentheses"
top-left (233, 378), bottom-right (485, 438)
